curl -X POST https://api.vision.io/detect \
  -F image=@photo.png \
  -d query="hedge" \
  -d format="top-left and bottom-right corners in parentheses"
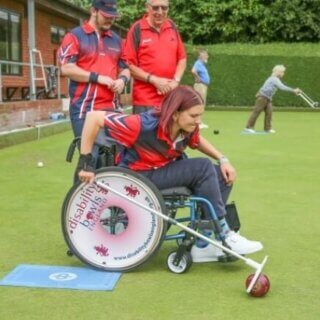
top-left (183, 43), bottom-right (320, 107)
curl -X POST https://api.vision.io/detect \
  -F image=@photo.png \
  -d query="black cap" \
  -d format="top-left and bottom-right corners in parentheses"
top-left (92, 0), bottom-right (119, 17)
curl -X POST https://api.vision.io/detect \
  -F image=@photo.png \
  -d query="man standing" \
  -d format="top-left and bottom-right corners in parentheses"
top-left (191, 48), bottom-right (210, 129)
top-left (124, 0), bottom-right (187, 114)
top-left (59, 0), bottom-right (130, 139)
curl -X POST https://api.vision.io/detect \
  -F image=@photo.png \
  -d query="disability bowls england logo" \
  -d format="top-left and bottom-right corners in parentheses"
top-left (49, 272), bottom-right (77, 281)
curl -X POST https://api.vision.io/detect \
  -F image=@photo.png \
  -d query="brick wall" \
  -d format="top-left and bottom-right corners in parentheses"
top-left (0, 99), bottom-right (65, 131)
top-left (1, 0), bottom-right (80, 99)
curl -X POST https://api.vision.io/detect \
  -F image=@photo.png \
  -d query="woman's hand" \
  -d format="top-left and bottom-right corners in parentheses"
top-left (220, 162), bottom-right (236, 186)
top-left (78, 169), bottom-right (95, 184)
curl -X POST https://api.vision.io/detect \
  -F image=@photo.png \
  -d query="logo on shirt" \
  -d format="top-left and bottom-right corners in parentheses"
top-left (141, 38), bottom-right (152, 44)
top-left (108, 47), bottom-right (120, 52)
top-left (59, 43), bottom-right (73, 64)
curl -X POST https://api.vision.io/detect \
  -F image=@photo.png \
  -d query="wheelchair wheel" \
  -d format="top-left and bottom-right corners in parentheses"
top-left (62, 167), bottom-right (167, 272)
top-left (167, 251), bottom-right (192, 274)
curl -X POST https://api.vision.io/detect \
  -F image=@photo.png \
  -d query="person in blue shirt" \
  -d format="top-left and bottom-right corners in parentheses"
top-left (191, 48), bottom-right (211, 129)
top-left (244, 65), bottom-right (301, 133)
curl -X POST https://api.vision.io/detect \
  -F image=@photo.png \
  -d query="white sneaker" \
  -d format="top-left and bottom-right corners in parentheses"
top-left (191, 243), bottom-right (224, 263)
top-left (225, 231), bottom-right (263, 255)
top-left (244, 128), bottom-right (256, 133)
top-left (199, 123), bottom-right (209, 129)
top-left (265, 129), bottom-right (276, 133)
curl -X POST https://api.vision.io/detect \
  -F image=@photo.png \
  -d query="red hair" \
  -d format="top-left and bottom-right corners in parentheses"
top-left (156, 86), bottom-right (203, 134)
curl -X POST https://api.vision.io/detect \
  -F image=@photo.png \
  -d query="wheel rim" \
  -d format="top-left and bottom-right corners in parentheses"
top-left (167, 252), bottom-right (190, 273)
top-left (62, 167), bottom-right (167, 271)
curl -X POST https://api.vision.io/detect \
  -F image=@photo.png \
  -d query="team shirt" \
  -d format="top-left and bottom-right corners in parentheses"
top-left (59, 22), bottom-right (126, 118)
top-left (103, 112), bottom-right (200, 171)
top-left (125, 16), bottom-right (186, 108)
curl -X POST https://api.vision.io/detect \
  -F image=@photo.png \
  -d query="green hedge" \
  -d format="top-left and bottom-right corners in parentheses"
top-left (183, 43), bottom-right (320, 107)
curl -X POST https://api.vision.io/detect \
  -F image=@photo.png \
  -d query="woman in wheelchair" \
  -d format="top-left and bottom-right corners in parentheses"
top-left (77, 85), bottom-right (263, 262)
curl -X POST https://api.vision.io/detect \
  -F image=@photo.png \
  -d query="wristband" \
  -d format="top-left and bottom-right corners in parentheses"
top-left (218, 156), bottom-right (230, 165)
top-left (146, 73), bottom-right (152, 83)
top-left (77, 153), bottom-right (95, 172)
top-left (89, 72), bottom-right (99, 83)
top-left (174, 77), bottom-right (181, 83)
top-left (118, 75), bottom-right (129, 86)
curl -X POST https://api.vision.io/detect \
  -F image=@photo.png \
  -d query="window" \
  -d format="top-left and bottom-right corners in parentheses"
top-left (51, 25), bottom-right (66, 44)
top-left (0, 8), bottom-right (21, 75)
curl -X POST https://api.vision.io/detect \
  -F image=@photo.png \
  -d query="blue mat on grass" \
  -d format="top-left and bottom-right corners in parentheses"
top-left (0, 264), bottom-right (121, 291)
top-left (241, 130), bottom-right (269, 135)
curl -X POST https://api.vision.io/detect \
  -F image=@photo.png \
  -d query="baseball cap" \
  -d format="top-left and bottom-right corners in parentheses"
top-left (92, 0), bottom-right (119, 17)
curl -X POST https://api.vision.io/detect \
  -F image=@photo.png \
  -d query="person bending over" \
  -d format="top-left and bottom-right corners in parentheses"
top-left (244, 65), bottom-right (301, 133)
top-left (77, 86), bottom-right (263, 262)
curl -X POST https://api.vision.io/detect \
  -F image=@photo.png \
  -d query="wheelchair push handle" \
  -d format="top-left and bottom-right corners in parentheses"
top-left (66, 137), bottom-right (81, 163)
top-left (66, 136), bottom-right (117, 167)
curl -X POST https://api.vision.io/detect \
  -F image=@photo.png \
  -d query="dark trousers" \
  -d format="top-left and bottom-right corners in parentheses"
top-left (139, 158), bottom-right (232, 218)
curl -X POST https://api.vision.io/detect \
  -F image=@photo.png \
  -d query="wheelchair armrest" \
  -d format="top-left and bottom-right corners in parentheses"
top-left (160, 187), bottom-right (192, 198)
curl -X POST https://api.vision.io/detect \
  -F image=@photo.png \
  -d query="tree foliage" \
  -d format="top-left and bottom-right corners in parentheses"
top-left (66, 0), bottom-right (320, 44)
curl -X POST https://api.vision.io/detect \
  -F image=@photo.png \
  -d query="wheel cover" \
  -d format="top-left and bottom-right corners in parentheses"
top-left (62, 168), bottom-right (166, 271)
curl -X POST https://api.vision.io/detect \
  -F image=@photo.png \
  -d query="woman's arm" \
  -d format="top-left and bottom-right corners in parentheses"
top-left (80, 111), bottom-right (106, 155)
top-left (197, 136), bottom-right (236, 185)
top-left (78, 111), bottom-right (106, 183)
top-left (197, 135), bottom-right (224, 160)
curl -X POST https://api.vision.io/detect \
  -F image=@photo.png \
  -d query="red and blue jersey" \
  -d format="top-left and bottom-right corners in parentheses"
top-left (103, 112), bottom-right (200, 171)
top-left (59, 22), bottom-right (126, 118)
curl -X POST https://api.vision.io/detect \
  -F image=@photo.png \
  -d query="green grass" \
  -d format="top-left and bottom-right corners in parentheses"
top-left (187, 42), bottom-right (320, 57)
top-left (1, 110), bottom-right (320, 320)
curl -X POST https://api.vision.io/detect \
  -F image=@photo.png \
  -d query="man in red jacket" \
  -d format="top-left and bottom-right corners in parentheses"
top-left (125, 0), bottom-right (187, 114)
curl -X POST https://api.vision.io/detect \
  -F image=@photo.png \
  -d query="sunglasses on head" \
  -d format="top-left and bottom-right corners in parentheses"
top-left (149, 4), bottom-right (169, 11)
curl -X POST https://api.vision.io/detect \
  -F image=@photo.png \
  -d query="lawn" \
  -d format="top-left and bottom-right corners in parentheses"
top-left (1, 110), bottom-right (320, 320)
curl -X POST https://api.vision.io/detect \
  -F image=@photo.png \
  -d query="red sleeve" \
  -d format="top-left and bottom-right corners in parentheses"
top-left (104, 113), bottom-right (141, 147)
top-left (176, 30), bottom-right (186, 61)
top-left (58, 33), bottom-right (79, 65)
top-left (167, 19), bottom-right (186, 61)
top-left (118, 38), bottom-right (128, 69)
top-left (123, 23), bottom-right (139, 66)
top-left (188, 129), bottom-right (200, 149)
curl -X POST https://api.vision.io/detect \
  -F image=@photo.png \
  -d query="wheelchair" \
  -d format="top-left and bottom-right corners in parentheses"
top-left (62, 138), bottom-right (271, 296)
top-left (63, 138), bottom-right (241, 274)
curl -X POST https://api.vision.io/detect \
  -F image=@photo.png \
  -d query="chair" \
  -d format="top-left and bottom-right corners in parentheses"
top-left (62, 141), bottom-right (240, 273)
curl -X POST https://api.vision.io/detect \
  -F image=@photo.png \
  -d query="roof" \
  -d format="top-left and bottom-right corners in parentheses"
top-left (35, 0), bottom-right (89, 22)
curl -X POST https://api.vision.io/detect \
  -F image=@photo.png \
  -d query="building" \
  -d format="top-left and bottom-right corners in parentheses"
top-left (0, 0), bottom-right (127, 131)
top-left (0, 0), bottom-right (91, 101)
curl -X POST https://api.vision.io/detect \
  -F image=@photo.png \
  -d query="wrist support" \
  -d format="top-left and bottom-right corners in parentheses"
top-left (118, 75), bottom-right (129, 86)
top-left (77, 153), bottom-right (95, 172)
top-left (89, 72), bottom-right (99, 83)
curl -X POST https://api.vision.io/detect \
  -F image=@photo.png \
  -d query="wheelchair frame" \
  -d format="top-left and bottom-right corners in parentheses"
top-left (63, 138), bottom-right (269, 294)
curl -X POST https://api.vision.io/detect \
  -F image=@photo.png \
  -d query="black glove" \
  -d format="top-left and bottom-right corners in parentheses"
top-left (76, 153), bottom-right (95, 173)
